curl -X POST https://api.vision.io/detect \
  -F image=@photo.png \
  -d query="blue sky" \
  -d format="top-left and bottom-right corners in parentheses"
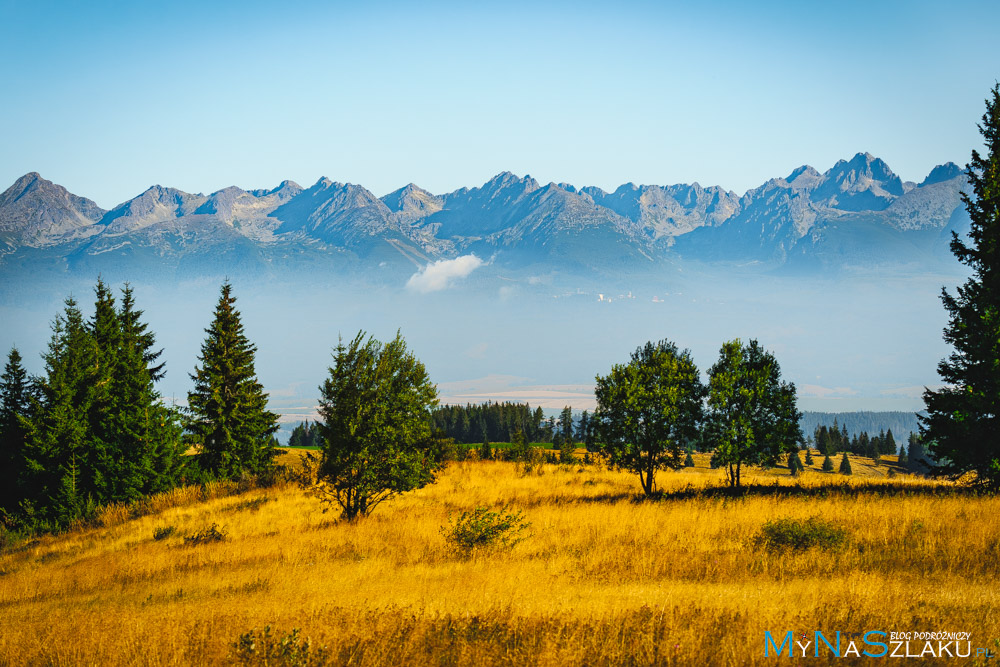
top-left (1, 0), bottom-right (998, 208)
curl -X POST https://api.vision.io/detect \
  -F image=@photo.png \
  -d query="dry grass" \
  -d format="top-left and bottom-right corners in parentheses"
top-left (1, 452), bottom-right (998, 665)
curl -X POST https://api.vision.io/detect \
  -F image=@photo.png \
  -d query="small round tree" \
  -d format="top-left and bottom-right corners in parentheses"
top-left (594, 339), bottom-right (704, 496)
top-left (705, 339), bottom-right (802, 488)
top-left (312, 330), bottom-right (439, 520)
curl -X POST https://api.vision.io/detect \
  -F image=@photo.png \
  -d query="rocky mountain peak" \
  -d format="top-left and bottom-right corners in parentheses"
top-left (483, 171), bottom-right (540, 194)
top-left (0, 172), bottom-right (105, 247)
top-left (381, 183), bottom-right (443, 217)
top-left (921, 162), bottom-right (963, 187)
top-left (811, 152), bottom-right (904, 211)
top-left (785, 165), bottom-right (823, 189)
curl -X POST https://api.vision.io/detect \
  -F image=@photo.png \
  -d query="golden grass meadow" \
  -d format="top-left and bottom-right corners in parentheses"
top-left (1, 451), bottom-right (998, 666)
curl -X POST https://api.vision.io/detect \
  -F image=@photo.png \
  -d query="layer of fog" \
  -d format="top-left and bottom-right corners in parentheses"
top-left (0, 261), bottom-right (966, 443)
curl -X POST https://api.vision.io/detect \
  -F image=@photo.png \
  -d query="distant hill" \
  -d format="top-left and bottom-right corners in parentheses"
top-left (800, 411), bottom-right (922, 442)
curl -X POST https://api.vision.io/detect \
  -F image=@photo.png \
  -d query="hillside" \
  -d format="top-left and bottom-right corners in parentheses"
top-left (1, 456), bottom-right (996, 665)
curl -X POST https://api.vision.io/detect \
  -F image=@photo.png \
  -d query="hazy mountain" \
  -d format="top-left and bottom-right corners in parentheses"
top-left (672, 154), bottom-right (969, 266)
top-left (99, 185), bottom-right (208, 235)
top-left (0, 154), bottom-right (971, 283)
top-left (810, 152), bottom-right (904, 211)
top-left (581, 182), bottom-right (741, 242)
top-left (381, 183), bottom-right (444, 222)
top-left (0, 172), bottom-right (105, 250)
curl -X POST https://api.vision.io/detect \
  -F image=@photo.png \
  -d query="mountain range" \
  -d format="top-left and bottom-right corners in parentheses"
top-left (0, 153), bottom-right (970, 284)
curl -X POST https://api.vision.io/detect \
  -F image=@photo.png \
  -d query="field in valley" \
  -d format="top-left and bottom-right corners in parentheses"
top-left (1, 451), bottom-right (998, 666)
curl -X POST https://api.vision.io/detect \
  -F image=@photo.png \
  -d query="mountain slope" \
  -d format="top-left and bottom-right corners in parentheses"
top-left (0, 172), bottom-right (105, 250)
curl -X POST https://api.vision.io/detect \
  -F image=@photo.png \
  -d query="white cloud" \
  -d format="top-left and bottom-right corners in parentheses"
top-left (406, 254), bottom-right (484, 293)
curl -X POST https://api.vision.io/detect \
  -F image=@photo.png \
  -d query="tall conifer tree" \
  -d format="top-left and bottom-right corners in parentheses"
top-left (0, 348), bottom-right (32, 513)
top-left (22, 298), bottom-right (95, 526)
top-left (187, 283), bottom-right (278, 479)
top-left (922, 84), bottom-right (1000, 489)
top-left (111, 284), bottom-right (184, 496)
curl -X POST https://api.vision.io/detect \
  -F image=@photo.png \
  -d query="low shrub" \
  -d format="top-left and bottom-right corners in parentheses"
top-left (442, 505), bottom-right (530, 557)
top-left (233, 626), bottom-right (329, 666)
top-left (153, 525), bottom-right (177, 541)
top-left (184, 523), bottom-right (226, 546)
top-left (754, 517), bottom-right (848, 552)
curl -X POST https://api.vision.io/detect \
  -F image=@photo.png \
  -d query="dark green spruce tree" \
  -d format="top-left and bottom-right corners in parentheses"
top-left (187, 283), bottom-right (279, 479)
top-left (558, 405), bottom-right (575, 462)
top-left (839, 451), bottom-right (853, 476)
top-left (922, 84), bottom-right (1000, 489)
top-left (0, 347), bottom-right (33, 515)
top-left (21, 298), bottom-right (96, 527)
top-left (113, 284), bottom-right (185, 495)
top-left (86, 279), bottom-right (122, 502)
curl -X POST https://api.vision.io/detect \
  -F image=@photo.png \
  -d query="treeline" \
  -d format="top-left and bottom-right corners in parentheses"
top-left (428, 403), bottom-right (594, 447)
top-left (287, 421), bottom-right (323, 448)
top-left (800, 411), bottom-right (921, 439)
top-left (808, 423), bottom-right (933, 472)
top-left (812, 422), bottom-right (899, 457)
top-left (0, 280), bottom-right (280, 533)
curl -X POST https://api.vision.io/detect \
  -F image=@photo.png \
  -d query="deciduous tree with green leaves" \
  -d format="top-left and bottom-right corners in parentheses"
top-left (593, 339), bottom-right (705, 496)
top-left (312, 330), bottom-right (439, 520)
top-left (922, 84), bottom-right (1000, 490)
top-left (706, 339), bottom-right (802, 488)
top-left (187, 283), bottom-right (278, 480)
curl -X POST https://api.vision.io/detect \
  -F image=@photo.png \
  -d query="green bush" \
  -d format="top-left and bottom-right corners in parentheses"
top-left (559, 439), bottom-right (576, 464)
top-left (184, 523), bottom-right (226, 546)
top-left (754, 517), bottom-right (848, 552)
top-left (233, 626), bottom-right (329, 666)
top-left (442, 505), bottom-right (530, 557)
